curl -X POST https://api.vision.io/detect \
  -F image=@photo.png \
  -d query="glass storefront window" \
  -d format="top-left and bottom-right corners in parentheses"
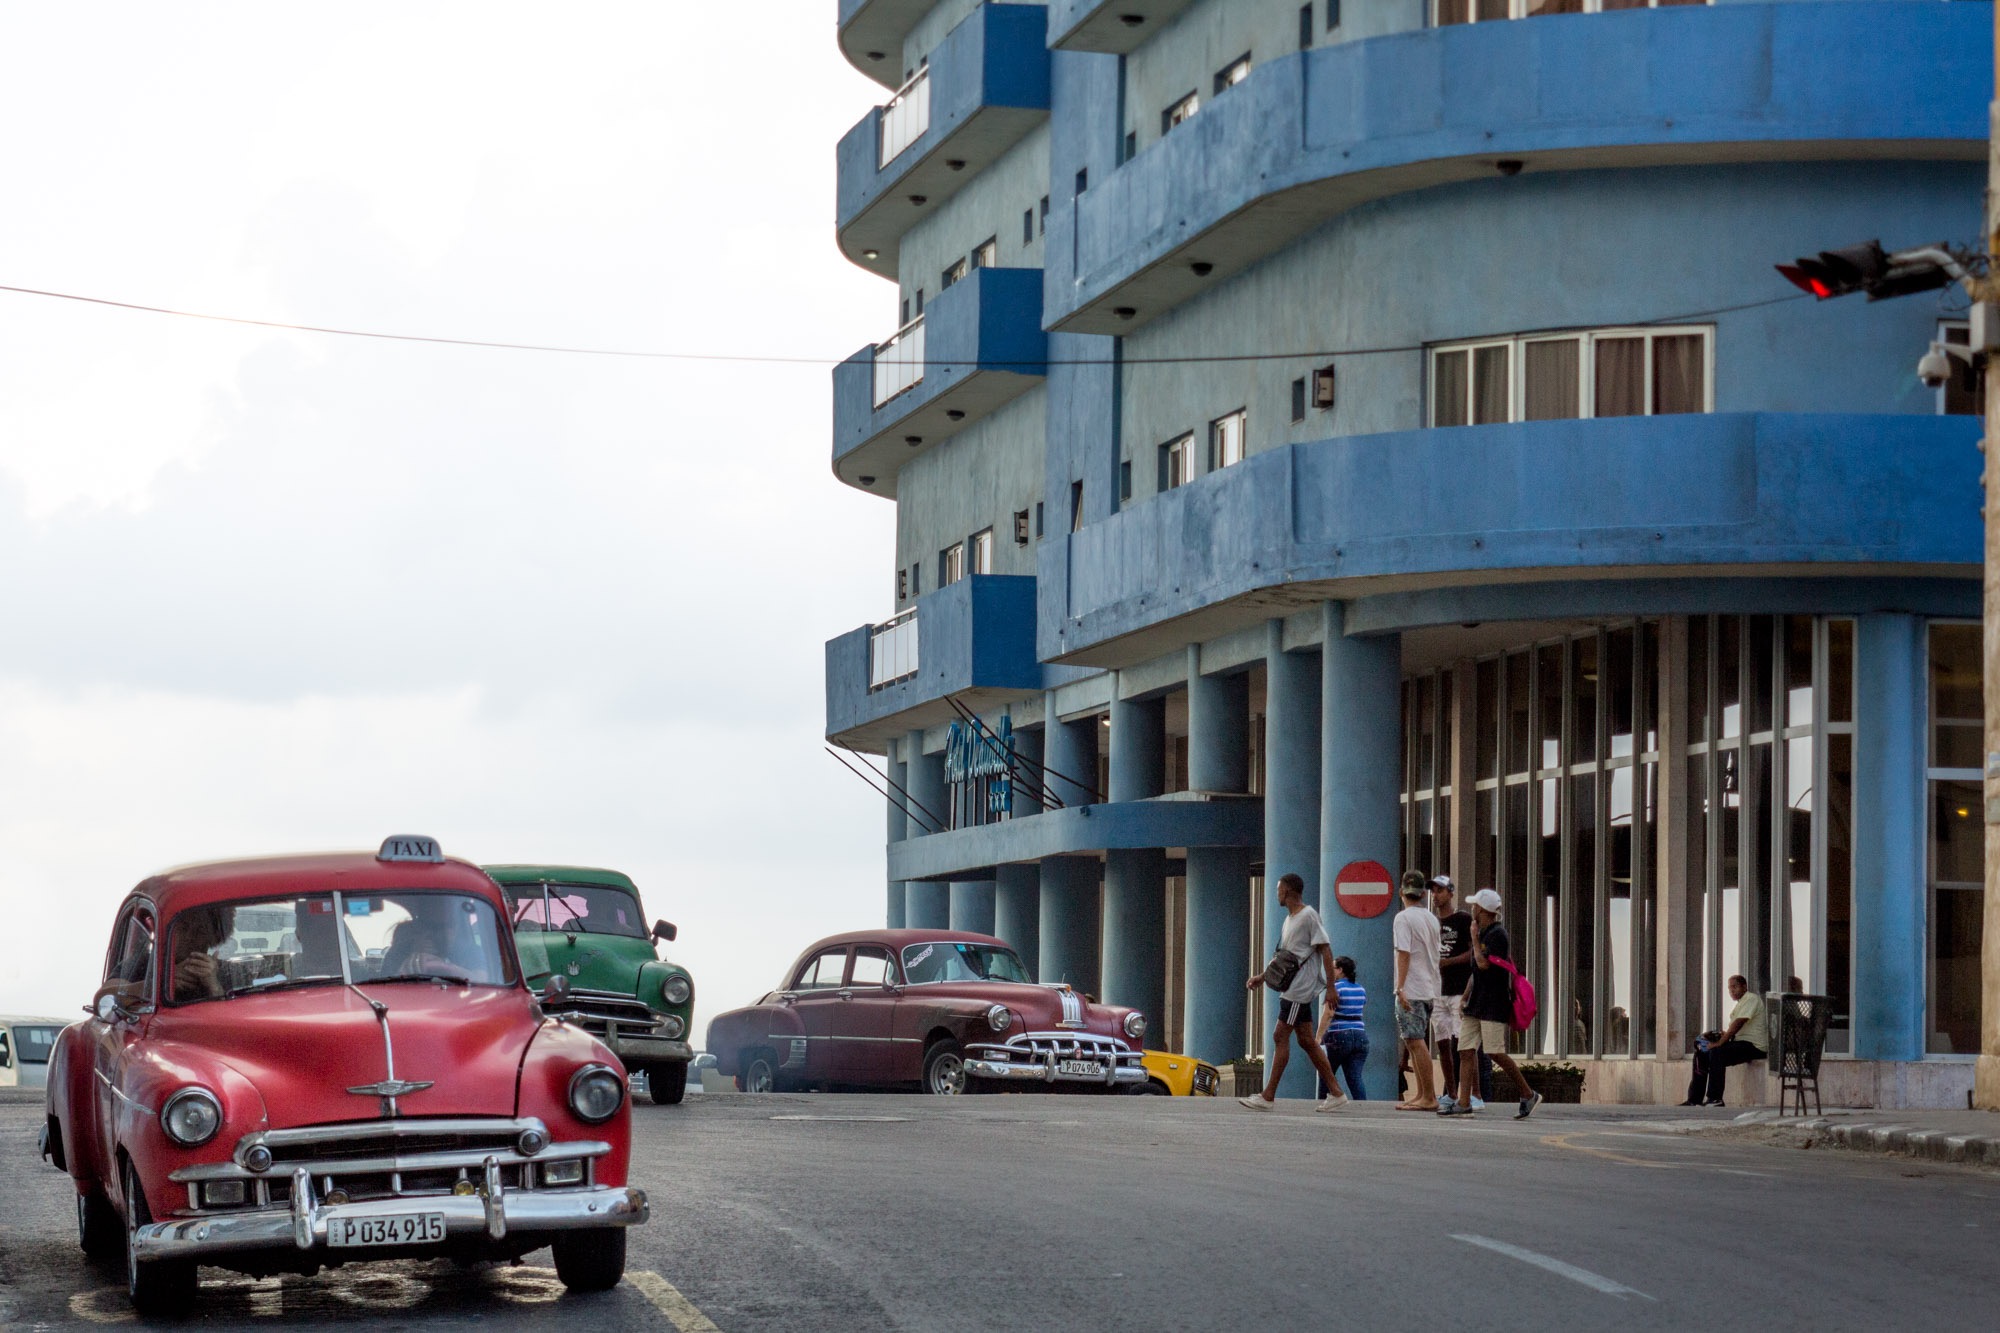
top-left (1505, 651), bottom-right (1531, 773)
top-left (1926, 623), bottom-right (1982, 1056)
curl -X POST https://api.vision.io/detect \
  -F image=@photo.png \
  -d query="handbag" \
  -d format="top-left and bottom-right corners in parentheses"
top-left (1262, 947), bottom-right (1304, 993)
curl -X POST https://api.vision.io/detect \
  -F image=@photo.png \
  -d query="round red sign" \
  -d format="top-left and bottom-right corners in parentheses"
top-left (1332, 860), bottom-right (1394, 919)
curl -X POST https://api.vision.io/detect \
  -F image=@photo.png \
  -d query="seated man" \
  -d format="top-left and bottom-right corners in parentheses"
top-left (1684, 974), bottom-right (1766, 1107)
top-left (382, 897), bottom-right (481, 979)
top-left (171, 905), bottom-right (235, 1002)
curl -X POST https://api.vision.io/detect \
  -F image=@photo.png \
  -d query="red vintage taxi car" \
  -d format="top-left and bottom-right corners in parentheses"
top-left (39, 836), bottom-right (648, 1315)
top-left (706, 929), bottom-right (1147, 1095)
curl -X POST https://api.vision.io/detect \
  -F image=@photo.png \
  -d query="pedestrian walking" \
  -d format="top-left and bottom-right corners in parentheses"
top-left (1314, 956), bottom-right (1369, 1101)
top-left (1442, 889), bottom-right (1540, 1120)
top-left (1392, 874), bottom-right (1442, 1111)
top-left (1429, 875), bottom-right (1475, 1113)
top-left (1239, 873), bottom-right (1350, 1112)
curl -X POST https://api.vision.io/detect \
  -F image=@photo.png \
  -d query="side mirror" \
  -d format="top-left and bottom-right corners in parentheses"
top-left (543, 974), bottom-right (572, 1002)
top-left (652, 920), bottom-right (678, 944)
top-left (93, 984), bottom-right (148, 1024)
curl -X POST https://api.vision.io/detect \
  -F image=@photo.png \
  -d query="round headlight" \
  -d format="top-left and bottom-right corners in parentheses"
top-left (161, 1088), bottom-right (222, 1147)
top-left (1123, 1011), bottom-right (1147, 1041)
top-left (986, 1004), bottom-right (1012, 1033)
top-left (516, 1127), bottom-right (548, 1157)
top-left (660, 1014), bottom-right (687, 1039)
top-left (568, 1064), bottom-right (625, 1124)
top-left (243, 1144), bottom-right (274, 1173)
top-left (661, 974), bottom-right (692, 1006)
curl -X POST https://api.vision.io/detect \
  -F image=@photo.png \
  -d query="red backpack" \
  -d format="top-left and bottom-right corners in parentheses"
top-left (1487, 956), bottom-right (1539, 1034)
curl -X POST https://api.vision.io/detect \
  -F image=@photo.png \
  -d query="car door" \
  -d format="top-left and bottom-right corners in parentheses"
top-left (91, 903), bottom-right (157, 1192)
top-left (785, 948), bottom-right (851, 1085)
top-left (833, 946), bottom-right (901, 1084)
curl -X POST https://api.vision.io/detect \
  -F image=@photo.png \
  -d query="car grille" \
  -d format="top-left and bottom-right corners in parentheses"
top-left (1191, 1065), bottom-right (1219, 1095)
top-left (542, 988), bottom-right (662, 1036)
top-left (168, 1117), bottom-right (608, 1214)
top-left (990, 1032), bottom-right (1136, 1062)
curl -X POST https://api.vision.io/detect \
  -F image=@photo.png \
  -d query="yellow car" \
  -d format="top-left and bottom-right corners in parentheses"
top-left (1134, 1050), bottom-right (1220, 1096)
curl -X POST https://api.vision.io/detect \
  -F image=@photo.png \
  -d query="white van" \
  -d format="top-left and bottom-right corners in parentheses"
top-left (0, 1015), bottom-right (71, 1090)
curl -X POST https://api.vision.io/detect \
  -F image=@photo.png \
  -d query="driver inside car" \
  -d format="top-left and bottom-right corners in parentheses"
top-left (170, 905), bottom-right (235, 1001)
top-left (381, 897), bottom-right (481, 979)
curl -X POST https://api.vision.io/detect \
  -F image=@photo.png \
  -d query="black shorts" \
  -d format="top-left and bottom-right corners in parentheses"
top-left (1277, 998), bottom-right (1314, 1028)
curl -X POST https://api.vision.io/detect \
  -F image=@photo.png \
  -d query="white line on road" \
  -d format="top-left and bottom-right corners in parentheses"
top-left (1451, 1234), bottom-right (1655, 1301)
top-left (628, 1270), bottom-right (723, 1332)
top-left (769, 1115), bottom-right (909, 1122)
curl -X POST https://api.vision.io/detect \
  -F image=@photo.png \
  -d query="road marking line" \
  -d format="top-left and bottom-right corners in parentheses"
top-left (1540, 1132), bottom-right (1680, 1169)
top-left (628, 1271), bottom-right (723, 1332)
top-left (1451, 1234), bottom-right (1655, 1301)
top-left (769, 1115), bottom-right (908, 1123)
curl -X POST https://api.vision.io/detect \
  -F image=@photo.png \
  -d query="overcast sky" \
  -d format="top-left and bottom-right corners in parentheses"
top-left (0, 4), bottom-right (900, 1034)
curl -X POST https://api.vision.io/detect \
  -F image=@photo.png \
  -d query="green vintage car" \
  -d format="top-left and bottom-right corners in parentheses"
top-left (485, 865), bottom-right (696, 1105)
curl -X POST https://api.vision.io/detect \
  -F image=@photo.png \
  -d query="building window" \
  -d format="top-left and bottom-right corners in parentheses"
top-left (908, 562), bottom-right (921, 597)
top-left (1214, 55), bottom-right (1252, 95)
top-left (897, 568), bottom-right (908, 601)
top-left (1927, 621), bottom-right (1982, 1055)
top-left (1162, 92), bottom-right (1199, 136)
top-left (1300, 4), bottom-right (1315, 48)
top-left (1119, 459), bottom-right (1133, 502)
top-left (1940, 321), bottom-right (1984, 417)
top-left (941, 257), bottom-right (968, 290)
top-left (1039, 196), bottom-right (1050, 234)
top-left (1430, 327), bottom-right (1711, 427)
top-left (939, 542), bottom-right (964, 587)
top-left (1291, 378), bottom-right (1308, 424)
top-left (1024, 208), bottom-right (1034, 246)
top-left (1035, 501), bottom-right (1045, 538)
top-left (1124, 130), bottom-right (1138, 161)
top-left (1327, 0), bottom-right (1342, 27)
top-left (969, 527), bottom-right (993, 575)
top-left (1438, 0), bottom-right (1709, 23)
top-left (1070, 480), bottom-right (1085, 532)
top-left (1012, 509), bottom-right (1031, 545)
top-left (972, 237), bottom-right (998, 270)
top-left (1209, 409), bottom-right (1247, 470)
top-left (1159, 434), bottom-right (1193, 491)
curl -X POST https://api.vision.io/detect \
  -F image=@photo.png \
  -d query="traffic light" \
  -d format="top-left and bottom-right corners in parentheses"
top-left (1777, 240), bottom-right (1956, 302)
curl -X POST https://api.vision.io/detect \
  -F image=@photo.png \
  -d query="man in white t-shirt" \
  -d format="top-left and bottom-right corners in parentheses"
top-left (1391, 872), bottom-right (1443, 1111)
top-left (1239, 873), bottom-right (1349, 1112)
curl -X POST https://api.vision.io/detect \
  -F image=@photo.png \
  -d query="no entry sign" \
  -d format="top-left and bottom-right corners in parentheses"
top-left (1332, 860), bottom-right (1393, 919)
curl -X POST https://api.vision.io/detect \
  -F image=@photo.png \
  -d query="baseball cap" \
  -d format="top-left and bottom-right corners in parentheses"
top-left (1428, 874), bottom-right (1455, 893)
top-left (1469, 889), bottom-right (1503, 914)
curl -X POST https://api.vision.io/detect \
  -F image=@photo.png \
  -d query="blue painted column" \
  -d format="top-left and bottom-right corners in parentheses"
top-left (1318, 602), bottom-right (1405, 1101)
top-left (1185, 649), bottom-right (1251, 1064)
top-left (1038, 855), bottom-right (1101, 994)
top-left (1041, 690), bottom-right (1100, 810)
top-left (904, 729), bottom-right (951, 929)
top-left (886, 741), bottom-right (909, 929)
top-left (1104, 688), bottom-right (1167, 1026)
top-left (1264, 620), bottom-right (1323, 1098)
top-left (950, 880), bottom-right (997, 935)
top-left (1853, 613), bottom-right (1928, 1062)
top-left (993, 863), bottom-right (1041, 970)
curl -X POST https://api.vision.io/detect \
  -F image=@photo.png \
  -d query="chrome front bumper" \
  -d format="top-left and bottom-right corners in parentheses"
top-left (963, 1057), bottom-right (1148, 1087)
top-left (604, 1033), bottom-right (692, 1064)
top-left (133, 1165), bottom-right (647, 1263)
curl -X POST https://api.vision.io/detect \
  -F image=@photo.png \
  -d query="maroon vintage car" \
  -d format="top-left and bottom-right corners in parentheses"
top-left (706, 929), bottom-right (1147, 1095)
top-left (40, 836), bottom-right (648, 1315)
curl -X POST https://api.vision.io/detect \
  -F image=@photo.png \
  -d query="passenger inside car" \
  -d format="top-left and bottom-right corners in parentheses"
top-left (170, 905), bottom-right (235, 1001)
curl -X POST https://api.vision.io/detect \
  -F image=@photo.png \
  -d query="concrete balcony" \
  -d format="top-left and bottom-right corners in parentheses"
top-left (1052, 2), bottom-right (1988, 334)
top-left (1039, 413), bottom-right (1984, 665)
top-left (833, 266), bottom-right (1046, 496)
top-left (1047, 0), bottom-right (1195, 54)
top-left (826, 575), bottom-right (1045, 751)
top-left (837, 2), bottom-right (1051, 280)
top-left (837, 0), bottom-right (935, 88)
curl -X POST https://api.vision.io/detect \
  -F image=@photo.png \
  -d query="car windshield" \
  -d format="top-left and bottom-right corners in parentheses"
top-left (166, 891), bottom-right (513, 1004)
top-left (503, 881), bottom-right (647, 940)
top-left (899, 942), bottom-right (1032, 986)
top-left (11, 1026), bottom-right (61, 1064)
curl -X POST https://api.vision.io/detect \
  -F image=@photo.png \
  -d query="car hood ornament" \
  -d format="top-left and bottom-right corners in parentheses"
top-left (347, 1077), bottom-right (435, 1100)
top-left (347, 986), bottom-right (430, 1116)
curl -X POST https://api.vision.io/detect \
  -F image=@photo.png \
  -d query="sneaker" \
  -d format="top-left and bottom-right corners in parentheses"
top-left (1440, 1102), bottom-right (1476, 1117)
top-left (1435, 1094), bottom-right (1457, 1115)
top-left (1238, 1094), bottom-right (1273, 1112)
top-left (1515, 1091), bottom-right (1544, 1121)
top-left (1704, 1099), bottom-right (1726, 1108)
top-left (1315, 1096), bottom-right (1349, 1113)
top-left (1677, 1098), bottom-right (1703, 1107)
top-left (1471, 1097), bottom-right (1486, 1111)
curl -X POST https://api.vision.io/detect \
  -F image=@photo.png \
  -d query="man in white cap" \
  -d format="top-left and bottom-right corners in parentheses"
top-left (1442, 889), bottom-right (1541, 1120)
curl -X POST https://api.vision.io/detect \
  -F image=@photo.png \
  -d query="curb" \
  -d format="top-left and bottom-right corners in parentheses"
top-left (1724, 1111), bottom-right (2000, 1168)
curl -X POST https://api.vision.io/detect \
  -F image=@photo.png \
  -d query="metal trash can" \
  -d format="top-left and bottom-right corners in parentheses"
top-left (1766, 993), bottom-right (1832, 1116)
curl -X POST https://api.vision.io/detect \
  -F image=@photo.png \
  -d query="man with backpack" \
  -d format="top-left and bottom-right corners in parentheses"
top-left (1442, 889), bottom-right (1541, 1121)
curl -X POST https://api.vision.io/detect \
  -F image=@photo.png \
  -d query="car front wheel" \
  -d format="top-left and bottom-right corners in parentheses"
top-left (551, 1229), bottom-right (626, 1292)
top-left (1130, 1079), bottom-right (1169, 1095)
top-left (123, 1161), bottom-right (197, 1316)
top-left (647, 1062), bottom-right (688, 1105)
top-left (79, 1189), bottom-right (121, 1260)
top-left (922, 1039), bottom-right (966, 1095)
top-left (736, 1049), bottom-right (779, 1094)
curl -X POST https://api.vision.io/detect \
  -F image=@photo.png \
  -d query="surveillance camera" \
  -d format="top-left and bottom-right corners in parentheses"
top-left (1918, 345), bottom-right (1952, 389)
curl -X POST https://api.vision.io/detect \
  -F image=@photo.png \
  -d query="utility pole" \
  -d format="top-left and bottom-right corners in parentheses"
top-left (1981, 0), bottom-right (2000, 1113)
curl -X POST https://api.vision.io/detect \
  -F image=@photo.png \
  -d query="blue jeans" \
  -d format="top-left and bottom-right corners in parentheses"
top-left (1319, 1030), bottom-right (1368, 1101)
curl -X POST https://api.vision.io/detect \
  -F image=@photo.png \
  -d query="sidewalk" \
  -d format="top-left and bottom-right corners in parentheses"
top-left (1684, 1104), bottom-right (2000, 1168)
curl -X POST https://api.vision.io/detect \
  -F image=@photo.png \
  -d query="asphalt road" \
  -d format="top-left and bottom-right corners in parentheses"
top-left (2, 1087), bottom-right (1995, 1331)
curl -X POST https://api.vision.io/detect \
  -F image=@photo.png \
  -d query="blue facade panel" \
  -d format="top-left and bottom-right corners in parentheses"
top-left (826, 574), bottom-right (1044, 742)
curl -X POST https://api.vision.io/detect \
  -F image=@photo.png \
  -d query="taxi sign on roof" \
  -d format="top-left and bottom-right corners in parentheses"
top-left (377, 835), bottom-right (444, 864)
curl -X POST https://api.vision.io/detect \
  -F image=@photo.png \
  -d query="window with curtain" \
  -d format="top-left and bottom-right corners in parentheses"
top-left (1430, 326), bottom-right (1711, 427)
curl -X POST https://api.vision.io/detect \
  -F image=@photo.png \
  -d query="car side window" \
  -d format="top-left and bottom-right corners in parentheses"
top-left (850, 948), bottom-right (893, 987)
top-left (0, 1030), bottom-right (11, 1068)
top-left (795, 950), bottom-right (849, 989)
top-left (105, 907), bottom-right (157, 995)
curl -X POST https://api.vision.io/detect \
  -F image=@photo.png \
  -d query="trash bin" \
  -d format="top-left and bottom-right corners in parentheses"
top-left (1766, 992), bottom-right (1831, 1116)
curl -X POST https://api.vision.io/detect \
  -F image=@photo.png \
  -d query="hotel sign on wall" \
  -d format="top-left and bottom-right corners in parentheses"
top-left (1332, 860), bottom-right (1393, 919)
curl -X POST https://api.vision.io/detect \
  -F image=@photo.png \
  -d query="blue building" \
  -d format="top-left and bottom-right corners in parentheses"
top-left (825, 0), bottom-right (1990, 1106)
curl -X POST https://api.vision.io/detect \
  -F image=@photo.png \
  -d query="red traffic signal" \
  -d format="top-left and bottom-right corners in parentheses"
top-left (1777, 240), bottom-right (1955, 302)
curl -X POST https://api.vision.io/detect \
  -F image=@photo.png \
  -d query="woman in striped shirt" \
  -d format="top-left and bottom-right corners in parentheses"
top-left (1315, 956), bottom-right (1369, 1101)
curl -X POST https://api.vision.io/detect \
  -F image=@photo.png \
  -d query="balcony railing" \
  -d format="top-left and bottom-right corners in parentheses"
top-left (878, 67), bottom-right (931, 168)
top-left (868, 607), bottom-right (920, 689)
top-left (872, 315), bottom-right (926, 407)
